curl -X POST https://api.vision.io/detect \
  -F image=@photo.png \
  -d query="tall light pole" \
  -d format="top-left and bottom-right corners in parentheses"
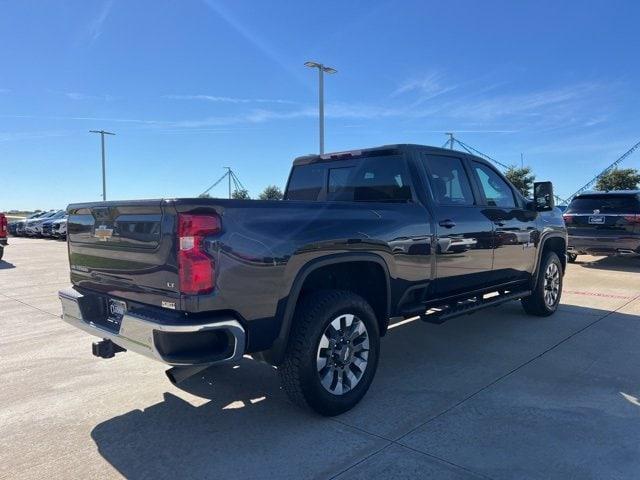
top-left (89, 130), bottom-right (115, 201)
top-left (304, 61), bottom-right (337, 154)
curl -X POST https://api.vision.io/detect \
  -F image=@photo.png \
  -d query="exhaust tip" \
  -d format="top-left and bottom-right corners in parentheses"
top-left (165, 365), bottom-right (210, 385)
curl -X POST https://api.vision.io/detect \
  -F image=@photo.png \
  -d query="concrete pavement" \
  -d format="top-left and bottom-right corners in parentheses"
top-left (1, 237), bottom-right (639, 479)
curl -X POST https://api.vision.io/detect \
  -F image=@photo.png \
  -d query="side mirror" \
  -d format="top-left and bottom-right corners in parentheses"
top-left (533, 181), bottom-right (555, 211)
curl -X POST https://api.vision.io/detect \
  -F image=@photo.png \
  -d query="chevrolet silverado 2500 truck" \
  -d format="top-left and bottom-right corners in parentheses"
top-left (59, 144), bottom-right (567, 415)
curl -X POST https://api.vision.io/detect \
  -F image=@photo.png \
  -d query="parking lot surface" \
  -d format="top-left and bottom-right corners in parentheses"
top-left (1, 237), bottom-right (640, 479)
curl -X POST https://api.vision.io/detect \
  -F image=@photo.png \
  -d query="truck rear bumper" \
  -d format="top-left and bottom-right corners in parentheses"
top-left (58, 287), bottom-right (246, 366)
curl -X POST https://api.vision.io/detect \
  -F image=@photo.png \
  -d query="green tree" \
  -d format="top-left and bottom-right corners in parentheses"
top-left (505, 166), bottom-right (535, 197)
top-left (232, 188), bottom-right (251, 200)
top-left (259, 185), bottom-right (284, 200)
top-left (595, 168), bottom-right (640, 191)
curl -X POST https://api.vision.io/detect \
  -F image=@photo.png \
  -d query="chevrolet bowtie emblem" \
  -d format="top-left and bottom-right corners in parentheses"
top-left (94, 225), bottom-right (113, 241)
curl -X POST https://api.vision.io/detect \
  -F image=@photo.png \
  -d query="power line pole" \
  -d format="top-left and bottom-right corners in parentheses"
top-left (89, 130), bottom-right (115, 201)
top-left (224, 167), bottom-right (232, 199)
top-left (446, 132), bottom-right (454, 149)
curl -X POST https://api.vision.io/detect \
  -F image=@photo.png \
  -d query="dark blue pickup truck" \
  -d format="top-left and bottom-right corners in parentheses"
top-left (59, 144), bottom-right (567, 415)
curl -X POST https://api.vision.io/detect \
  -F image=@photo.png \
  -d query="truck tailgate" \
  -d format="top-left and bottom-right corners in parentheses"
top-left (67, 201), bottom-right (180, 306)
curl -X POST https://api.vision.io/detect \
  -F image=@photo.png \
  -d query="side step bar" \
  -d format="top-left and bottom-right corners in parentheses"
top-left (420, 289), bottom-right (531, 325)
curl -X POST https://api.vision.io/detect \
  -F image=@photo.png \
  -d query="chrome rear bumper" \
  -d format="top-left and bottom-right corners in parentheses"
top-left (58, 287), bottom-right (245, 366)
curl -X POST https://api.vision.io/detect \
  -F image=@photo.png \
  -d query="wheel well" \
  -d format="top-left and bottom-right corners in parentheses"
top-left (542, 236), bottom-right (567, 272)
top-left (299, 261), bottom-right (390, 335)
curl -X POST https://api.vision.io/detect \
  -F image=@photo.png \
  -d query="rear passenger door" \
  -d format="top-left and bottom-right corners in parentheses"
top-left (422, 154), bottom-right (494, 295)
top-left (469, 161), bottom-right (538, 282)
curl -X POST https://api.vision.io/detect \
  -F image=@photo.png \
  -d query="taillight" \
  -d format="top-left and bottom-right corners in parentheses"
top-left (177, 214), bottom-right (221, 295)
top-left (624, 214), bottom-right (640, 224)
top-left (0, 215), bottom-right (7, 237)
top-left (562, 214), bottom-right (573, 224)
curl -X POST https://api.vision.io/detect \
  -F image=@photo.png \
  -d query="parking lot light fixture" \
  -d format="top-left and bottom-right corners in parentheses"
top-left (89, 130), bottom-right (116, 201)
top-left (304, 61), bottom-right (337, 154)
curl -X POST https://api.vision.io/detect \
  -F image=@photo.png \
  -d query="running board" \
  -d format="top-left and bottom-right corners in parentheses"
top-left (420, 289), bottom-right (531, 325)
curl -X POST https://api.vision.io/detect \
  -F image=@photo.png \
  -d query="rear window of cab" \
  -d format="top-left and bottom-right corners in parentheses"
top-left (286, 155), bottom-right (413, 203)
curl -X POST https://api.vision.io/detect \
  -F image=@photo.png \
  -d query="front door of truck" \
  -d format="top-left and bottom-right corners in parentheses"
top-left (421, 154), bottom-right (494, 295)
top-left (469, 161), bottom-right (538, 283)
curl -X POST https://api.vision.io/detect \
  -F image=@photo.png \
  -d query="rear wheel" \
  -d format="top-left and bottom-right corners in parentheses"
top-left (279, 290), bottom-right (380, 416)
top-left (522, 251), bottom-right (563, 316)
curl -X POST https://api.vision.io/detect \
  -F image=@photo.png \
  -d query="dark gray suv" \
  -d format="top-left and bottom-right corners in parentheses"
top-left (564, 190), bottom-right (640, 262)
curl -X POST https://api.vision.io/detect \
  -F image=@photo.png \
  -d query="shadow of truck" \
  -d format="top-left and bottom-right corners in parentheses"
top-left (90, 302), bottom-right (640, 480)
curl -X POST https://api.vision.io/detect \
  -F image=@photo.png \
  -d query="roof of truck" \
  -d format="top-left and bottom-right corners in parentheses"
top-left (292, 144), bottom-right (486, 166)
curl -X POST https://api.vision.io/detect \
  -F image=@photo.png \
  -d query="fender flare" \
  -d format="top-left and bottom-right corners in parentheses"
top-left (265, 252), bottom-right (392, 365)
top-left (532, 232), bottom-right (567, 285)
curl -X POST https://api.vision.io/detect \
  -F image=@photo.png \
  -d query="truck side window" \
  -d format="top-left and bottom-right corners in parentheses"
top-left (327, 156), bottom-right (412, 202)
top-left (424, 156), bottom-right (474, 205)
top-left (472, 162), bottom-right (516, 208)
top-left (286, 165), bottom-right (325, 200)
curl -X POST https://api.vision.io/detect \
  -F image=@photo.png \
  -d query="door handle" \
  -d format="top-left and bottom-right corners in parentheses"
top-left (438, 219), bottom-right (456, 229)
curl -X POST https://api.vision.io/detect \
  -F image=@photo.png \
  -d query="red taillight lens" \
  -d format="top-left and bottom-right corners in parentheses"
top-left (624, 214), bottom-right (640, 224)
top-left (177, 214), bottom-right (221, 295)
top-left (0, 215), bottom-right (7, 237)
top-left (563, 214), bottom-right (573, 224)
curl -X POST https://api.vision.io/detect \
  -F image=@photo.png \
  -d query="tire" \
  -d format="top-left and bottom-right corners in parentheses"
top-left (567, 253), bottom-right (577, 263)
top-left (522, 251), bottom-right (563, 316)
top-left (279, 289), bottom-right (380, 416)
top-left (0, 246), bottom-right (3, 261)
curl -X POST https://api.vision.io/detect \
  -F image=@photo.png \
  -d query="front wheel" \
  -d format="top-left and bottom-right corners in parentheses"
top-left (522, 251), bottom-right (563, 316)
top-left (567, 253), bottom-right (577, 263)
top-left (279, 290), bottom-right (380, 416)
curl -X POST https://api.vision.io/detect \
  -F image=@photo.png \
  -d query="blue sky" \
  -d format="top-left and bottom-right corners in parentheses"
top-left (1, 0), bottom-right (639, 210)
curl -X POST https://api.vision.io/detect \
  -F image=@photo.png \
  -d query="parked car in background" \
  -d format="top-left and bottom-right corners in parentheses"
top-left (0, 213), bottom-right (8, 260)
top-left (41, 211), bottom-right (66, 237)
top-left (14, 212), bottom-right (46, 236)
top-left (25, 210), bottom-right (63, 236)
top-left (8, 221), bottom-right (19, 236)
top-left (58, 144), bottom-right (567, 415)
top-left (564, 190), bottom-right (640, 262)
top-left (51, 216), bottom-right (68, 239)
top-left (17, 211), bottom-right (50, 236)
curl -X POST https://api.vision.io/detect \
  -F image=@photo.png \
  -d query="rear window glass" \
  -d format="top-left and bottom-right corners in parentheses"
top-left (287, 155), bottom-right (412, 203)
top-left (327, 156), bottom-right (412, 202)
top-left (566, 194), bottom-right (640, 213)
top-left (286, 165), bottom-right (325, 201)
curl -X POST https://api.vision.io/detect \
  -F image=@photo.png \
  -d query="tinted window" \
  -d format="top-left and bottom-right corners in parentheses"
top-left (327, 156), bottom-right (412, 202)
top-left (567, 194), bottom-right (640, 214)
top-left (473, 162), bottom-right (516, 208)
top-left (328, 167), bottom-right (353, 201)
top-left (288, 155), bottom-right (413, 203)
top-left (424, 156), bottom-right (474, 205)
top-left (286, 165), bottom-right (325, 200)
